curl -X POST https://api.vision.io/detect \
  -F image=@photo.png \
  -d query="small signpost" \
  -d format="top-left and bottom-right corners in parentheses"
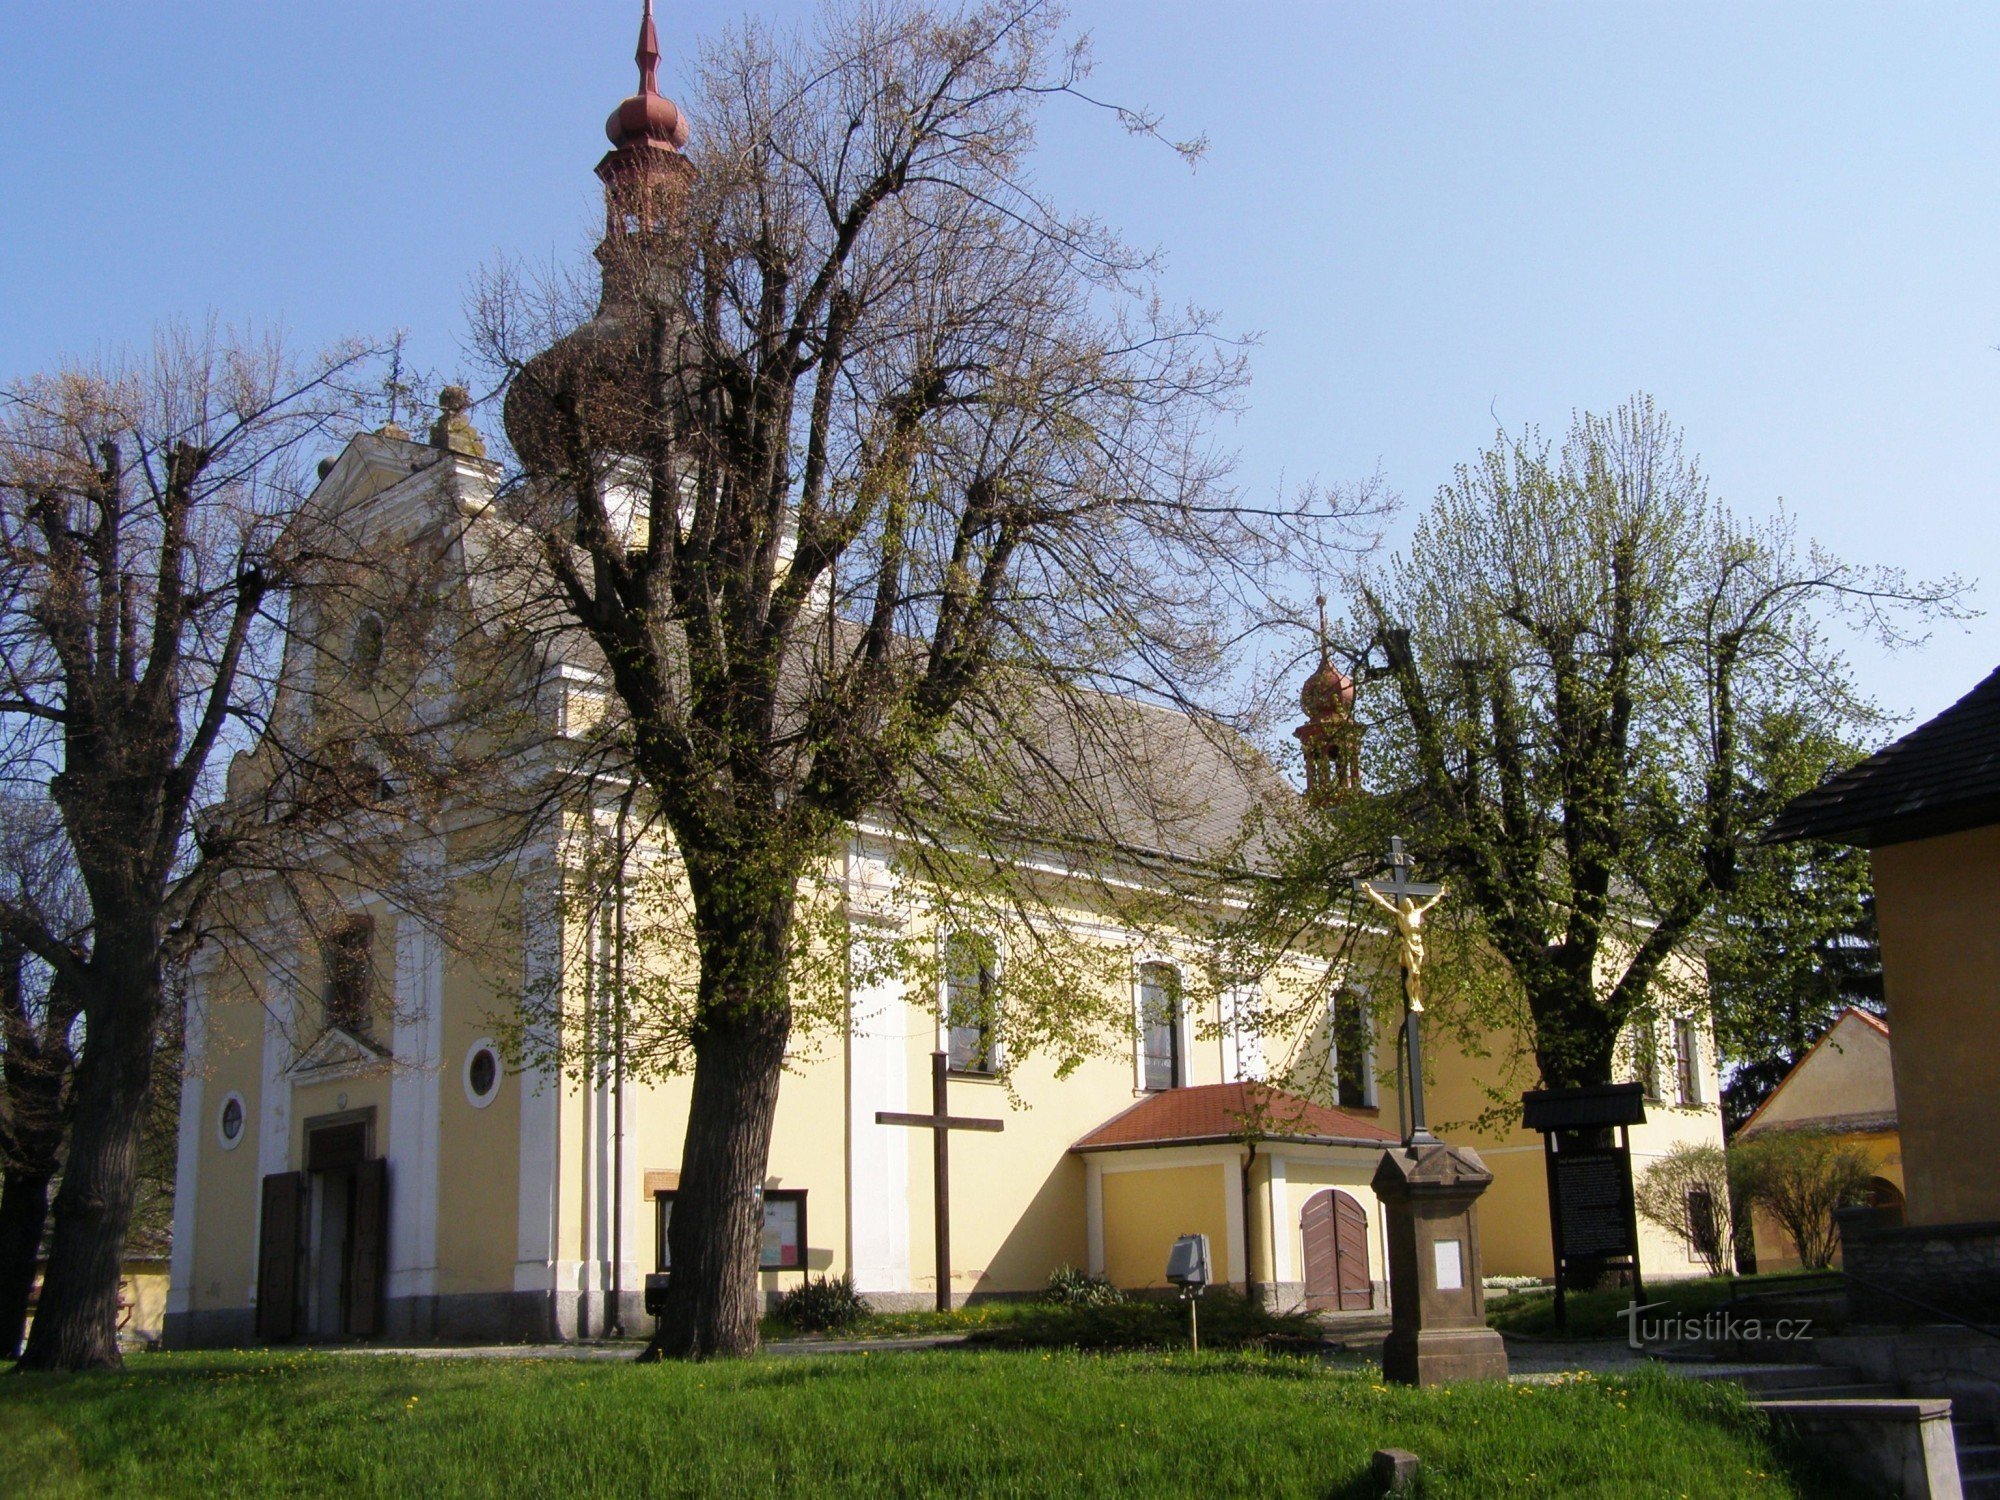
top-left (1521, 1082), bottom-right (1648, 1332)
top-left (877, 1051), bottom-right (1005, 1311)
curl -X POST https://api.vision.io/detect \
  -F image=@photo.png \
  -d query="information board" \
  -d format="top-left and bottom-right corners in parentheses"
top-left (1553, 1149), bottom-right (1634, 1259)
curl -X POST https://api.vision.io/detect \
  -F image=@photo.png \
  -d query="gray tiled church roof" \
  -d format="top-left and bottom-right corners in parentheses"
top-left (1766, 664), bottom-right (2000, 848)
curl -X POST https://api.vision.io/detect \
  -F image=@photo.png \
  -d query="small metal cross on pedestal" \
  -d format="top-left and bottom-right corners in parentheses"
top-left (1355, 836), bottom-right (1446, 1147)
top-left (876, 1052), bottom-right (1005, 1311)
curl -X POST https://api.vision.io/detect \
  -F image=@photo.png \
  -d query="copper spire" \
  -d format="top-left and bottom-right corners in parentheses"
top-left (636, 0), bottom-right (662, 97)
top-left (605, 0), bottom-right (689, 152)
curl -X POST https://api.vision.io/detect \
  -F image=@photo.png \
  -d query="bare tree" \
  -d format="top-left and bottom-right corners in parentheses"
top-left (0, 798), bottom-right (88, 1357)
top-left (0, 322), bottom-right (384, 1370)
top-left (472, 0), bottom-right (1357, 1358)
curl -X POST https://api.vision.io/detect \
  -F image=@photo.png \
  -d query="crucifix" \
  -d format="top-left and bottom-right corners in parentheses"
top-left (1355, 836), bottom-right (1447, 1147)
top-left (877, 1051), bottom-right (1005, 1311)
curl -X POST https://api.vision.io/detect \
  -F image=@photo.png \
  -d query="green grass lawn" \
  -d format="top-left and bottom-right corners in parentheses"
top-left (4, 1347), bottom-right (1863, 1498)
top-left (1486, 1272), bottom-right (1839, 1340)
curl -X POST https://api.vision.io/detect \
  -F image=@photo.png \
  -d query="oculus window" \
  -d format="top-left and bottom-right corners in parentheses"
top-left (464, 1038), bottom-right (502, 1108)
top-left (216, 1092), bottom-right (246, 1150)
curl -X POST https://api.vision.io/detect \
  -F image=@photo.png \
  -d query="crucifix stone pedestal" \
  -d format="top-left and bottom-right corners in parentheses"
top-left (876, 1051), bottom-right (1004, 1311)
top-left (1373, 1141), bottom-right (1510, 1386)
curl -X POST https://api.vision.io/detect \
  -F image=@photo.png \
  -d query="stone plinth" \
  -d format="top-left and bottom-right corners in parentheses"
top-left (1373, 1141), bottom-right (1509, 1386)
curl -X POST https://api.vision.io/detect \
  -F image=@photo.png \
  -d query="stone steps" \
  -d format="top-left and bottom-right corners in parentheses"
top-left (1702, 1350), bottom-right (1995, 1496)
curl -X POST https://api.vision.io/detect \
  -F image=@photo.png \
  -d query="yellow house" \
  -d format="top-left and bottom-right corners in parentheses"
top-left (1768, 663), bottom-right (2000, 1320)
top-left (1733, 1007), bottom-right (1902, 1271)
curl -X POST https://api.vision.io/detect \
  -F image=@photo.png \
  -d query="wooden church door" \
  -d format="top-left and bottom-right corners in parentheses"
top-left (256, 1131), bottom-right (388, 1341)
top-left (1301, 1189), bottom-right (1373, 1311)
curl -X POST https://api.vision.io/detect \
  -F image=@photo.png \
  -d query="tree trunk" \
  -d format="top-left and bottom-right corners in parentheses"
top-left (643, 891), bottom-right (793, 1361)
top-left (0, 1169), bottom-right (54, 1360)
top-left (17, 950), bottom-right (159, 1373)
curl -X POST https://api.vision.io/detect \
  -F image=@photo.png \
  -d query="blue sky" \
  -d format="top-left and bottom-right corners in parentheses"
top-left (3, 1), bottom-right (1994, 729)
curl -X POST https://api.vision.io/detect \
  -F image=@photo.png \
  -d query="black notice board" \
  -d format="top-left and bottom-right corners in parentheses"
top-left (1553, 1149), bottom-right (1635, 1259)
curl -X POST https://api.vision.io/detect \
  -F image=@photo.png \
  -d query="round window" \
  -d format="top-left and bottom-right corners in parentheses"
top-left (217, 1092), bottom-right (246, 1149)
top-left (464, 1040), bottom-right (502, 1108)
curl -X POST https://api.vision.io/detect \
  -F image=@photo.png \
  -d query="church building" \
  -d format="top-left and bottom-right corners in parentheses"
top-left (163, 6), bottom-right (1724, 1348)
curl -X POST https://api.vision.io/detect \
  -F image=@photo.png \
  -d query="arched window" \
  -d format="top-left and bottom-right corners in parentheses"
top-left (944, 932), bottom-right (1000, 1075)
top-left (1139, 962), bottom-right (1184, 1092)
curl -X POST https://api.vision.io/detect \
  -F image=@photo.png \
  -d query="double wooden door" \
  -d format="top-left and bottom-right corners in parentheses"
top-left (1301, 1188), bottom-right (1373, 1311)
top-left (256, 1122), bottom-right (387, 1341)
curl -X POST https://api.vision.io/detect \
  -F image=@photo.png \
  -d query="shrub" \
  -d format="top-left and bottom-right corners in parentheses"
top-left (1042, 1265), bottom-right (1125, 1308)
top-left (774, 1274), bottom-right (871, 1332)
top-left (1636, 1142), bottom-right (1737, 1275)
top-left (1729, 1131), bottom-right (1874, 1270)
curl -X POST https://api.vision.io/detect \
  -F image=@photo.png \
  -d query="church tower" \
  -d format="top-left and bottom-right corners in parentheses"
top-left (1296, 608), bottom-right (1363, 802)
top-left (502, 0), bottom-right (697, 478)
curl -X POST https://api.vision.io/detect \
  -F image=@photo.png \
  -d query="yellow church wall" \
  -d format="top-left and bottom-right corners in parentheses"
top-left (1099, 1159), bottom-right (1233, 1290)
top-left (1383, 995), bottom-right (1724, 1282)
top-left (550, 845), bottom-right (1259, 1304)
top-left (182, 958), bottom-right (271, 1318)
top-left (1871, 824), bottom-right (2000, 1225)
top-left (891, 918), bottom-right (1245, 1301)
top-left (435, 952), bottom-right (523, 1298)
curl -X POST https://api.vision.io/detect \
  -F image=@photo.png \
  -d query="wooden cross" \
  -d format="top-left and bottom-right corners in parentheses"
top-left (1354, 836), bottom-right (1445, 1148)
top-left (877, 1051), bottom-right (1005, 1311)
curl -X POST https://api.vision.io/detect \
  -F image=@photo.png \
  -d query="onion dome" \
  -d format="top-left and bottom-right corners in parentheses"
top-left (605, 2), bottom-right (690, 153)
top-left (1300, 655), bottom-right (1356, 723)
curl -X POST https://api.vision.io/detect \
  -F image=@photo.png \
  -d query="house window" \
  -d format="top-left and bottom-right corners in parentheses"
top-left (1139, 962), bottom-right (1183, 1092)
top-left (322, 914), bottom-right (376, 1034)
top-left (944, 932), bottom-right (1000, 1075)
top-left (654, 1189), bottom-right (807, 1272)
top-left (1332, 990), bottom-right (1377, 1109)
top-left (1674, 1020), bottom-right (1701, 1105)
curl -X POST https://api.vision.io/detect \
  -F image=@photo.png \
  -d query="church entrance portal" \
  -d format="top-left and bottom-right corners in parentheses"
top-left (256, 1113), bottom-right (387, 1341)
top-left (1301, 1189), bottom-right (1373, 1311)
